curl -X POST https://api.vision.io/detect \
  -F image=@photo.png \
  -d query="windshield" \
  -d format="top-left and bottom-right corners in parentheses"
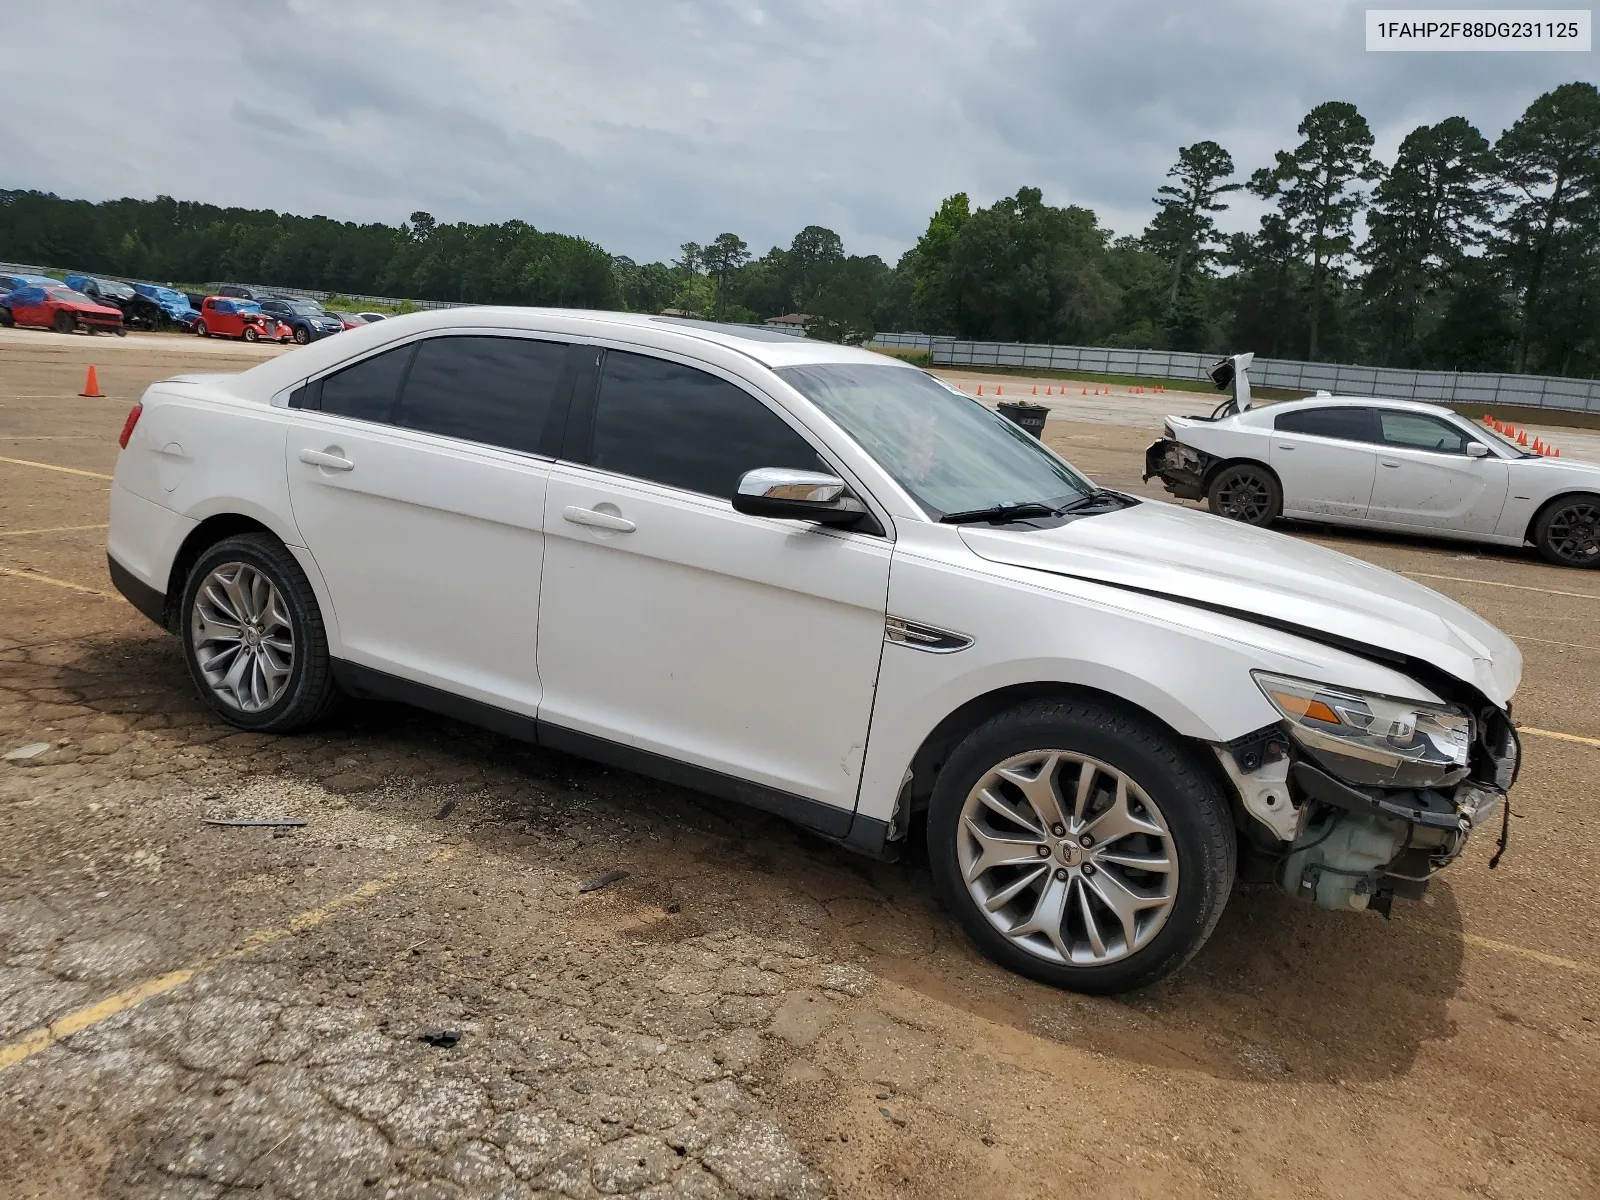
top-left (288, 301), bottom-right (324, 315)
top-left (776, 362), bottom-right (1092, 518)
top-left (47, 289), bottom-right (93, 304)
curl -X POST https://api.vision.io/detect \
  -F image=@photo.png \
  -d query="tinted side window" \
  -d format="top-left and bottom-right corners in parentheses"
top-left (318, 345), bottom-right (413, 424)
top-left (1379, 411), bottom-right (1471, 454)
top-left (1274, 406), bottom-right (1375, 442)
top-left (589, 351), bottom-right (821, 498)
top-left (396, 336), bottom-right (567, 453)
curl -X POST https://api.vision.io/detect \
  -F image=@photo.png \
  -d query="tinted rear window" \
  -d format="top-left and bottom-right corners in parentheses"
top-left (318, 345), bottom-right (413, 423)
top-left (396, 336), bottom-right (567, 453)
top-left (588, 351), bottom-right (821, 498)
top-left (1274, 406), bottom-right (1376, 442)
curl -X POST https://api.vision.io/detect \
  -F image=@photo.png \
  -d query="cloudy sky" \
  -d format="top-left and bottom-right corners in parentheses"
top-left (6, 2), bottom-right (1596, 263)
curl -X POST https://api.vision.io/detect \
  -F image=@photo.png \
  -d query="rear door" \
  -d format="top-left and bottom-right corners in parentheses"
top-left (1268, 406), bottom-right (1380, 519)
top-left (1367, 409), bottom-right (1510, 533)
top-left (285, 333), bottom-right (572, 713)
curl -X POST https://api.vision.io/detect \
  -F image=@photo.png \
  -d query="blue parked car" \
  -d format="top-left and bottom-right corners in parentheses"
top-left (130, 283), bottom-right (201, 330)
top-left (256, 297), bottom-right (346, 344)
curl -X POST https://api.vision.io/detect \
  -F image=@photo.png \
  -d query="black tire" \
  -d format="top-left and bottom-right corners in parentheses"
top-left (243, 326), bottom-right (259, 343)
top-left (292, 324), bottom-right (311, 345)
top-left (926, 697), bottom-right (1235, 994)
top-left (1532, 493), bottom-right (1600, 569)
top-left (178, 533), bottom-right (340, 733)
top-left (1207, 462), bottom-right (1281, 527)
top-left (115, 326), bottom-right (128, 337)
top-left (52, 310), bottom-right (76, 335)
top-left (195, 320), bottom-right (210, 338)
top-left (0, 308), bottom-right (14, 328)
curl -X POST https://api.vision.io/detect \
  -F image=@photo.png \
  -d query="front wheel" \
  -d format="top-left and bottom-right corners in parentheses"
top-left (926, 697), bottom-right (1235, 994)
top-left (292, 325), bottom-right (311, 345)
top-left (243, 326), bottom-right (259, 343)
top-left (179, 533), bottom-right (340, 732)
top-left (52, 311), bottom-right (76, 334)
top-left (115, 326), bottom-right (128, 337)
top-left (1533, 494), bottom-right (1600, 568)
top-left (195, 320), bottom-right (210, 337)
top-left (1207, 463), bottom-right (1281, 527)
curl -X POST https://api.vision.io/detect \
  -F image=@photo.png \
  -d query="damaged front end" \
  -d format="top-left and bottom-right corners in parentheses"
top-left (1144, 436), bottom-right (1218, 501)
top-left (1219, 676), bottom-right (1520, 916)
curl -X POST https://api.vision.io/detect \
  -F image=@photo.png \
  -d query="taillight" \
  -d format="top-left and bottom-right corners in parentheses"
top-left (118, 401), bottom-right (143, 449)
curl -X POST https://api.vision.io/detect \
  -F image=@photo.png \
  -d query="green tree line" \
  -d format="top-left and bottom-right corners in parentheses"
top-left (3, 80), bottom-right (1596, 374)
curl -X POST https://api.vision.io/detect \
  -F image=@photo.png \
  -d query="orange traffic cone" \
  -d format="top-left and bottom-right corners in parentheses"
top-left (996, 385), bottom-right (1002, 396)
top-left (1031, 385), bottom-right (1037, 395)
top-left (1554, 447), bottom-right (1561, 457)
top-left (1081, 386), bottom-right (1087, 395)
top-left (1518, 430), bottom-right (1528, 446)
top-left (1533, 437), bottom-right (1544, 453)
top-left (977, 385), bottom-right (983, 396)
top-left (1483, 414), bottom-right (1494, 426)
top-left (79, 366), bottom-right (102, 398)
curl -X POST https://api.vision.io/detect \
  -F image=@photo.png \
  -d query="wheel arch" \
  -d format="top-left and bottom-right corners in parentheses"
top-left (1202, 455), bottom-right (1280, 494)
top-left (1524, 488), bottom-right (1600, 546)
top-left (897, 681), bottom-right (1229, 823)
top-left (163, 513), bottom-right (279, 630)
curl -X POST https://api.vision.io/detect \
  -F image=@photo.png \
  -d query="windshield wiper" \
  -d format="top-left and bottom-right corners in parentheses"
top-left (1055, 488), bottom-right (1129, 512)
top-left (939, 501), bottom-right (1062, 525)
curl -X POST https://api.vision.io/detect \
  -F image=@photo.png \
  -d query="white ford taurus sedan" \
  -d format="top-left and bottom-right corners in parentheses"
top-left (107, 311), bottom-right (1522, 992)
top-left (1147, 390), bottom-right (1600, 567)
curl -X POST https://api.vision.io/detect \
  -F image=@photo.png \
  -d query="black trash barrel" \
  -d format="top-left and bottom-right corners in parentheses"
top-left (996, 400), bottom-right (1049, 439)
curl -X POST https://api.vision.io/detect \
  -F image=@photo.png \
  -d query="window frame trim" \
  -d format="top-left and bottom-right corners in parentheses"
top-left (559, 338), bottom-right (893, 539)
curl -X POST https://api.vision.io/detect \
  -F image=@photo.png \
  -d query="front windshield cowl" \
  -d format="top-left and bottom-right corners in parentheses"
top-left (776, 363), bottom-right (1093, 521)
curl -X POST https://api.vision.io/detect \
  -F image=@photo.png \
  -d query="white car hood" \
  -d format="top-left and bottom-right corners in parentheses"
top-left (958, 500), bottom-right (1521, 707)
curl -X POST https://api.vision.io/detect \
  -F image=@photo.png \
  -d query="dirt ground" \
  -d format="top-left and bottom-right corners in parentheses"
top-left (0, 327), bottom-right (1596, 1200)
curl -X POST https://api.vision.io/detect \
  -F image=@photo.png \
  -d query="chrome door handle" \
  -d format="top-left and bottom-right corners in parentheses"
top-left (562, 505), bottom-right (636, 533)
top-left (1276, 444), bottom-right (1294, 450)
top-left (299, 448), bottom-right (354, 471)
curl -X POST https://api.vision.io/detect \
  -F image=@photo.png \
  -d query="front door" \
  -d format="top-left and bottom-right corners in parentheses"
top-left (535, 347), bottom-right (892, 817)
top-left (1268, 405), bottom-right (1379, 519)
top-left (1367, 409), bottom-right (1510, 533)
top-left (285, 334), bottom-right (569, 713)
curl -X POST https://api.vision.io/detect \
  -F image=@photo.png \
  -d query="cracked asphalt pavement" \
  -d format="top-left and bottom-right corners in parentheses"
top-left (1, 330), bottom-right (1597, 1198)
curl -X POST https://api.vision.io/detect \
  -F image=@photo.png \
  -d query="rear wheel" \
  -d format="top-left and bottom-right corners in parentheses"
top-left (1533, 494), bottom-right (1600, 568)
top-left (1207, 463), bottom-right (1281, 527)
top-left (0, 308), bottom-right (14, 328)
top-left (179, 533), bottom-right (340, 732)
top-left (926, 697), bottom-right (1235, 994)
top-left (52, 311), bottom-right (76, 335)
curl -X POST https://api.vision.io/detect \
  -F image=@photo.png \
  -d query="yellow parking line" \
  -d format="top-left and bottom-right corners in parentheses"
top-left (1519, 726), bottom-right (1600, 748)
top-left (0, 455), bottom-right (113, 481)
top-left (0, 855), bottom-right (453, 1074)
top-left (1461, 933), bottom-right (1594, 974)
top-left (1403, 571), bottom-right (1600, 602)
top-left (0, 523), bottom-right (108, 538)
top-left (0, 566), bottom-right (106, 596)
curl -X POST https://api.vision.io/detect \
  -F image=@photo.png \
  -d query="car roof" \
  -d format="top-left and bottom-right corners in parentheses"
top-left (236, 307), bottom-right (907, 400)
top-left (1256, 394), bottom-right (1461, 419)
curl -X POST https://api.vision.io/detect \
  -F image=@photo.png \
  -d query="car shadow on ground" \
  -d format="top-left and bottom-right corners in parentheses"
top-left (25, 628), bottom-right (1466, 1093)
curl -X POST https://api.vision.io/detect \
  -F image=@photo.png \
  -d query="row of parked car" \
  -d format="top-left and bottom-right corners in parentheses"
top-left (0, 271), bottom-right (388, 343)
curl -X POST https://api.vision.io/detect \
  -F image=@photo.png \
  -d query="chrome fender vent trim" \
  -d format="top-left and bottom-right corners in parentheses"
top-left (885, 616), bottom-right (973, 654)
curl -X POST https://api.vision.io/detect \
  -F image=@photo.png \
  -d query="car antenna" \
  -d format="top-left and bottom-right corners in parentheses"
top-left (1207, 352), bottom-right (1255, 418)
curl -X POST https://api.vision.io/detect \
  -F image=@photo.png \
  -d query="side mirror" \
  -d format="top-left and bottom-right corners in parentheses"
top-left (1466, 442), bottom-right (1491, 458)
top-left (732, 468), bottom-right (866, 525)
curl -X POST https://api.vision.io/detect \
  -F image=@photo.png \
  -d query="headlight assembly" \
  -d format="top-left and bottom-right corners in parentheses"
top-left (1253, 672), bottom-right (1472, 789)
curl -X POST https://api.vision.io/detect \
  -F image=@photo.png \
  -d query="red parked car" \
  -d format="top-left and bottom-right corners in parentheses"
top-left (195, 297), bottom-right (293, 343)
top-left (0, 285), bottom-right (125, 335)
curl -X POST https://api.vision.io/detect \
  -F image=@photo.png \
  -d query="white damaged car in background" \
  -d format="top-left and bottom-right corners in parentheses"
top-left (1146, 353), bottom-right (1600, 568)
top-left (108, 314), bottom-right (1522, 993)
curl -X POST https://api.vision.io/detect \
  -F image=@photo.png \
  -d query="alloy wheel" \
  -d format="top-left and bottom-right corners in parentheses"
top-left (1215, 471), bottom-right (1271, 523)
top-left (1547, 501), bottom-right (1600, 564)
top-left (957, 750), bottom-right (1179, 967)
top-left (189, 562), bottom-right (295, 712)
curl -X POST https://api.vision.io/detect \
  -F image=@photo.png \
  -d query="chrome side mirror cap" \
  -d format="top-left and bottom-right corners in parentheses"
top-left (732, 468), bottom-right (866, 525)
top-left (1466, 441), bottom-right (1491, 458)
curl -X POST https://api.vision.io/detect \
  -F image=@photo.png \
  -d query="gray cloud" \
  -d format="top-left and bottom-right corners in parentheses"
top-left (4, 2), bottom-right (1595, 262)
